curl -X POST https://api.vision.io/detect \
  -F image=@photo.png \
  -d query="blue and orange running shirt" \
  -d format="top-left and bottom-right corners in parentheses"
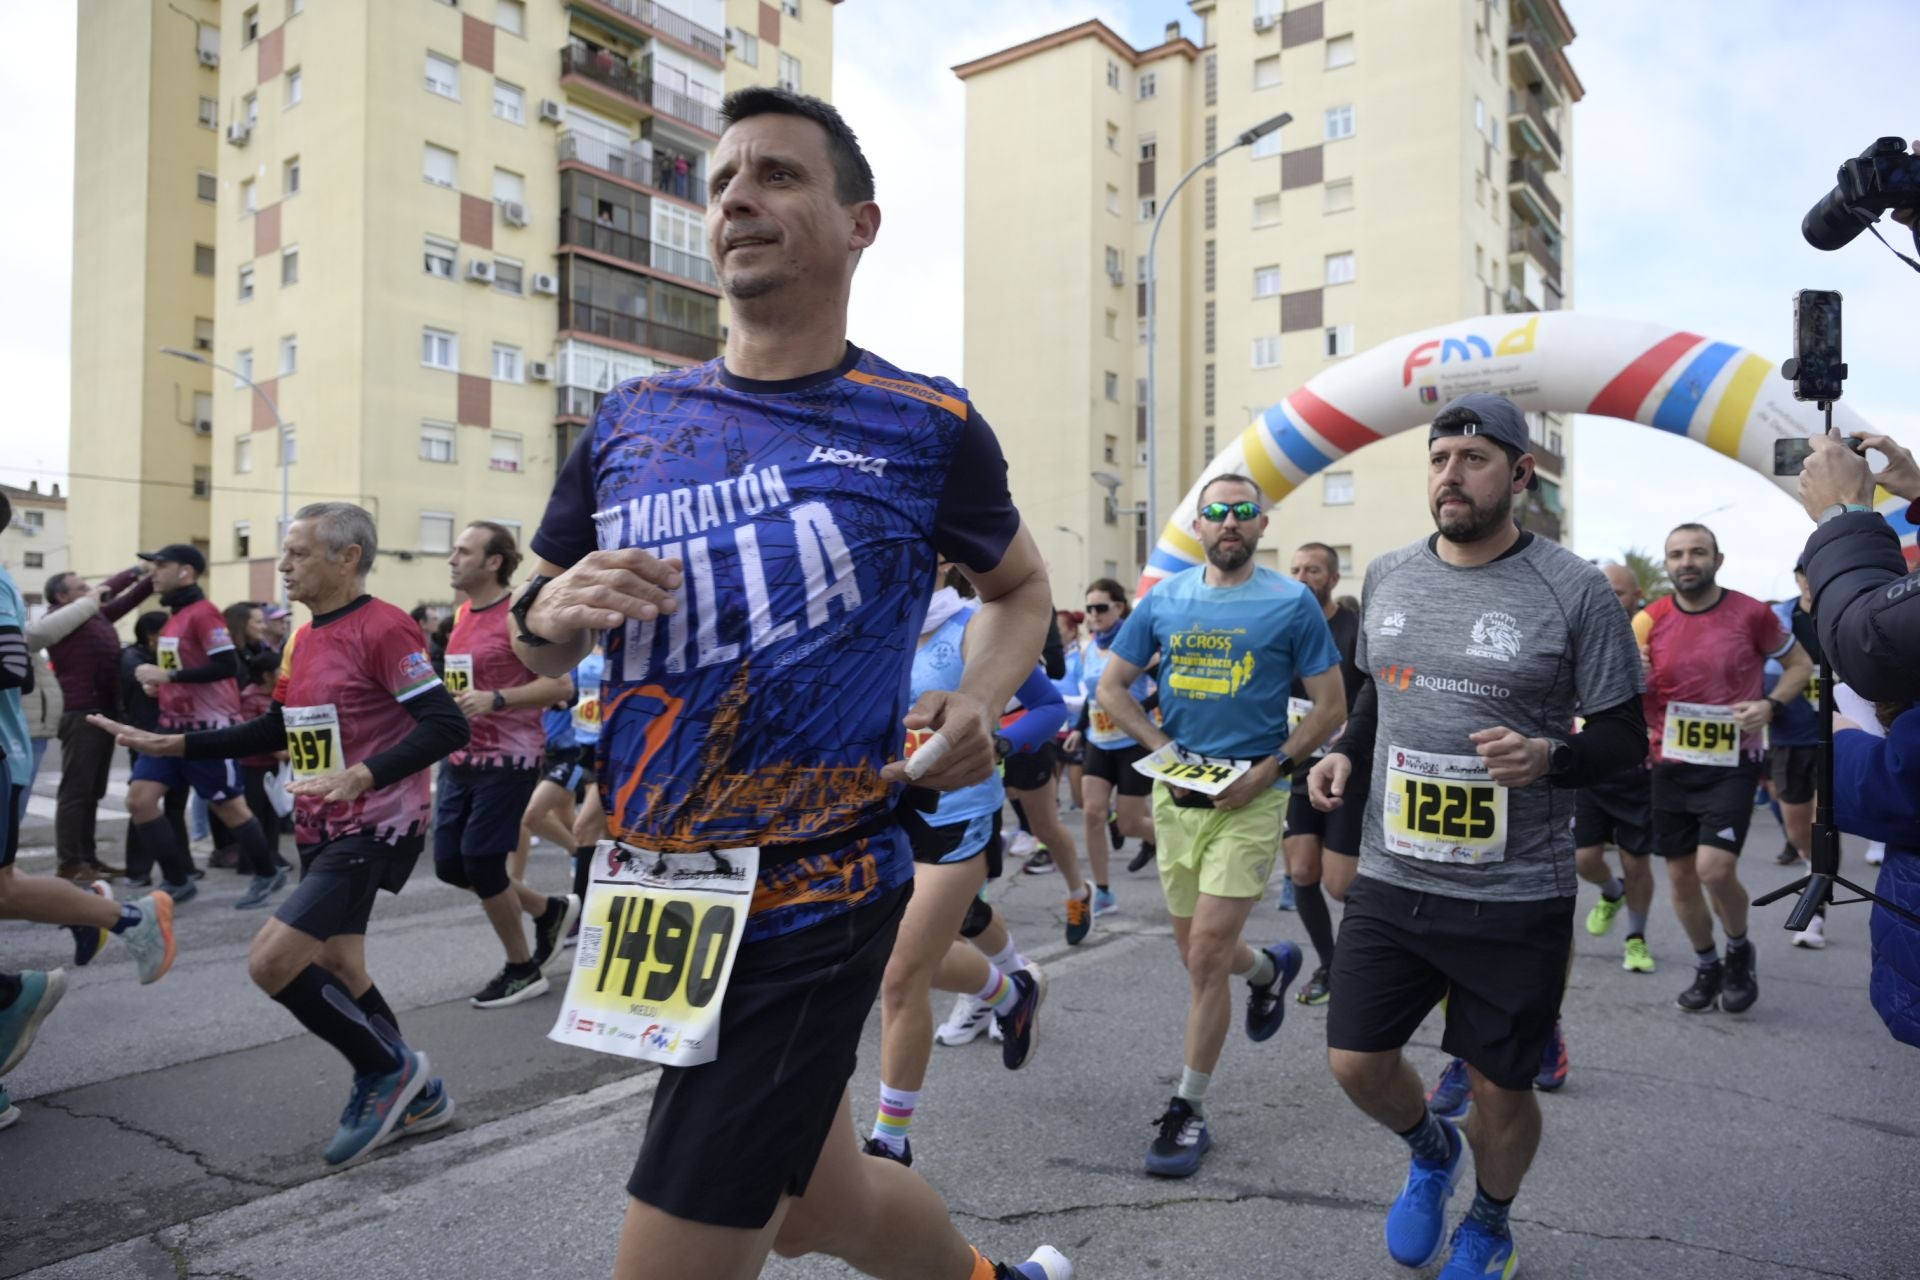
top-left (533, 344), bottom-right (1022, 941)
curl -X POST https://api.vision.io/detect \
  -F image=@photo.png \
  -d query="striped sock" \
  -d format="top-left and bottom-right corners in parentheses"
top-left (975, 964), bottom-right (1019, 1013)
top-left (870, 1083), bottom-right (919, 1155)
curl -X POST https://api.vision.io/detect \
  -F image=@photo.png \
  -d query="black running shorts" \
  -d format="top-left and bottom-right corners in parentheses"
top-left (1651, 759), bottom-right (1761, 857)
top-left (627, 880), bottom-right (911, 1229)
top-left (2, 784), bottom-right (21, 870)
top-left (1083, 741), bottom-right (1152, 797)
top-left (274, 835), bottom-right (422, 940)
top-left (1327, 876), bottom-right (1574, 1093)
top-left (1768, 744), bottom-right (1817, 806)
top-left (1001, 743), bottom-right (1057, 792)
top-left (1282, 765), bottom-right (1368, 856)
top-left (1572, 769), bottom-right (1653, 856)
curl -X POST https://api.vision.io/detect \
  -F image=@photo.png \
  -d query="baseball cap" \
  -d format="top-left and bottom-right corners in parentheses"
top-left (1429, 392), bottom-right (1539, 490)
top-left (264, 604), bottom-right (292, 621)
top-left (137, 543), bottom-right (208, 574)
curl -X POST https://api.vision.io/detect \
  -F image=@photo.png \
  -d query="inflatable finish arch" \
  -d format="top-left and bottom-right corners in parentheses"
top-left (1137, 312), bottom-right (1915, 594)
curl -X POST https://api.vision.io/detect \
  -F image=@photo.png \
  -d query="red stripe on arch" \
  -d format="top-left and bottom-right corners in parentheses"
top-left (1587, 332), bottom-right (1702, 421)
top-left (1286, 387), bottom-right (1380, 455)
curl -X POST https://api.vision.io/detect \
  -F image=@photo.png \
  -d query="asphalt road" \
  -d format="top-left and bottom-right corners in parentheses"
top-left (3, 768), bottom-right (1915, 1280)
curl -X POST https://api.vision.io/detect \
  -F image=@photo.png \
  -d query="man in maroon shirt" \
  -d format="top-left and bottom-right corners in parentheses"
top-left (45, 566), bottom-right (153, 880)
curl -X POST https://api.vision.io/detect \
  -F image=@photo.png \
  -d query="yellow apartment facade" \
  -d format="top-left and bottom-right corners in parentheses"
top-left (0, 483), bottom-right (72, 611)
top-left (957, 0), bottom-right (1580, 596)
top-left (68, 0), bottom-right (836, 614)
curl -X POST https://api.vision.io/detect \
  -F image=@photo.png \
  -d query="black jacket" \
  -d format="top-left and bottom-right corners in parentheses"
top-left (120, 644), bottom-right (161, 734)
top-left (1801, 510), bottom-right (1920, 702)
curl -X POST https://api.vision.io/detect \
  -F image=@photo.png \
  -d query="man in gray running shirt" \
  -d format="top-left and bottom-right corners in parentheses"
top-left (1306, 393), bottom-right (1645, 1278)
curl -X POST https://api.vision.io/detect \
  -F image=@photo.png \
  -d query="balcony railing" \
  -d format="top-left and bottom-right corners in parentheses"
top-left (1508, 225), bottom-right (1561, 286)
top-left (563, 299), bottom-right (722, 362)
top-left (558, 131), bottom-right (707, 207)
top-left (578, 0), bottom-right (726, 64)
top-left (1506, 89), bottom-right (1562, 162)
top-left (560, 212), bottom-right (719, 287)
top-left (1507, 23), bottom-right (1566, 96)
top-left (1507, 157), bottom-right (1562, 225)
top-left (560, 48), bottom-right (726, 135)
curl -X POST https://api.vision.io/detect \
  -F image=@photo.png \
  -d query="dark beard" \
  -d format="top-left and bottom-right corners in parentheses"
top-left (1434, 492), bottom-right (1513, 543)
top-left (1206, 540), bottom-right (1252, 571)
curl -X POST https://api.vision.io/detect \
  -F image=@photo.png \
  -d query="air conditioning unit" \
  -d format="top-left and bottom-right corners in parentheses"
top-left (531, 272), bottom-right (560, 295)
top-left (198, 48), bottom-right (220, 69)
top-left (1253, 14), bottom-right (1277, 32)
top-left (500, 200), bottom-right (529, 228)
top-left (539, 98), bottom-right (564, 124)
top-left (226, 121), bottom-right (251, 147)
top-left (195, 418), bottom-right (213, 436)
top-left (528, 360), bottom-right (554, 382)
top-left (465, 259), bottom-right (497, 284)
top-left (1107, 268), bottom-right (1125, 285)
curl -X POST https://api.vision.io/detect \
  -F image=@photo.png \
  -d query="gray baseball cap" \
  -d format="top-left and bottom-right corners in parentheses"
top-left (1429, 392), bottom-right (1538, 489)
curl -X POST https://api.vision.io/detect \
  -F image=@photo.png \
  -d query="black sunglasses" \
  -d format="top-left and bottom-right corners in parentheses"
top-left (1085, 602), bottom-right (1117, 614)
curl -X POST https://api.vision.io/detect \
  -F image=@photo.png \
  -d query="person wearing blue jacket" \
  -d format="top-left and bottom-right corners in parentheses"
top-left (1796, 429), bottom-right (1920, 1049)
top-left (863, 568), bottom-right (1066, 1167)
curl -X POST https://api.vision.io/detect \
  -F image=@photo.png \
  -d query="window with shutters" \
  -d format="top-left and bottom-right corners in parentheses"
top-left (426, 52), bottom-right (460, 99)
top-left (1204, 177), bottom-right (1216, 230)
top-left (1326, 252), bottom-right (1356, 285)
top-left (1204, 240), bottom-right (1216, 292)
top-left (489, 432), bottom-right (523, 472)
top-left (1204, 302), bottom-right (1216, 354)
top-left (423, 143), bottom-right (457, 187)
top-left (422, 327), bottom-right (457, 370)
top-left (1325, 324), bottom-right (1355, 358)
top-left (1252, 336), bottom-right (1280, 369)
top-left (1204, 364), bottom-right (1216, 416)
top-left (1255, 55), bottom-right (1281, 90)
top-left (1325, 178), bottom-right (1355, 213)
top-left (1254, 265), bottom-right (1281, 297)
top-left (420, 422), bottom-right (457, 463)
top-left (1253, 194), bottom-right (1280, 226)
top-left (1326, 35), bottom-right (1355, 68)
top-left (1204, 52), bottom-right (1217, 106)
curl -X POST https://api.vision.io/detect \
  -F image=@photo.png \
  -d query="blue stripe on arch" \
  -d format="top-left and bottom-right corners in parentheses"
top-left (1265, 408), bottom-right (1332, 475)
top-left (1651, 342), bottom-right (1739, 434)
top-left (1885, 502), bottom-right (1917, 536)
top-left (1148, 547), bottom-right (1192, 575)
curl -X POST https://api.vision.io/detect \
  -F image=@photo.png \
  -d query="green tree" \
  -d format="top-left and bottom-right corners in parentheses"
top-left (1620, 547), bottom-right (1672, 603)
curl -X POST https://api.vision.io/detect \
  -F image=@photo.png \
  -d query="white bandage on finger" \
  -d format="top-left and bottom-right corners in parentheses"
top-left (903, 729), bottom-right (953, 781)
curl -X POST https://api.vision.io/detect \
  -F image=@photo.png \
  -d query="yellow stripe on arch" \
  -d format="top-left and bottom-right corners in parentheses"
top-left (1704, 353), bottom-right (1771, 459)
top-left (1235, 422), bottom-right (1297, 504)
top-left (1164, 525), bottom-right (1203, 561)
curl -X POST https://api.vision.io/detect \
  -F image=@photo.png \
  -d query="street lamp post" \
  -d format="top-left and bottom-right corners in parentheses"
top-left (159, 345), bottom-right (289, 607)
top-left (1144, 112), bottom-right (1291, 546)
top-left (1054, 523), bottom-right (1086, 591)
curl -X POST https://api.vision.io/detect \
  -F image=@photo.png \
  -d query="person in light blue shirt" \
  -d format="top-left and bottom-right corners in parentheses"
top-left (1097, 473), bottom-right (1347, 1180)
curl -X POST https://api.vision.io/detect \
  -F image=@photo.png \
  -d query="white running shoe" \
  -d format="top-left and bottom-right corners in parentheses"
top-left (1791, 914), bottom-right (1828, 950)
top-left (1006, 830), bottom-right (1040, 859)
top-left (1866, 842), bottom-right (1886, 866)
top-left (935, 993), bottom-right (993, 1046)
top-left (1014, 1246), bottom-right (1074, 1279)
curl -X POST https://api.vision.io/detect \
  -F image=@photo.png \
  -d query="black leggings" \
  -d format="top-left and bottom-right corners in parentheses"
top-left (243, 765), bottom-right (284, 868)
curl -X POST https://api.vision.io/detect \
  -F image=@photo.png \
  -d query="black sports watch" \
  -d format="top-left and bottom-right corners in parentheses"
top-left (1546, 738), bottom-right (1574, 777)
top-left (1272, 752), bottom-right (1296, 777)
top-left (511, 573), bottom-right (559, 647)
top-left (1762, 696), bottom-right (1785, 721)
top-left (491, 690), bottom-right (507, 712)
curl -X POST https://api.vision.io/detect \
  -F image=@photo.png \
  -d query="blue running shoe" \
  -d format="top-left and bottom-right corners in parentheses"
top-left (1245, 941), bottom-right (1304, 1042)
top-left (1428, 1057), bottom-right (1472, 1120)
top-left (323, 1049), bottom-right (429, 1166)
top-left (1092, 887), bottom-right (1117, 917)
top-left (394, 1077), bottom-right (456, 1140)
top-left (0, 970), bottom-right (67, 1076)
top-left (71, 881), bottom-right (114, 967)
top-left (998, 1246), bottom-right (1074, 1278)
top-left (234, 867), bottom-right (287, 910)
top-left (1438, 1219), bottom-right (1517, 1278)
top-left (1144, 1096), bottom-right (1210, 1178)
top-left (160, 878), bottom-right (197, 906)
top-left (1277, 876), bottom-right (1297, 912)
top-left (1534, 1022), bottom-right (1569, 1092)
top-left (1386, 1116), bottom-right (1463, 1268)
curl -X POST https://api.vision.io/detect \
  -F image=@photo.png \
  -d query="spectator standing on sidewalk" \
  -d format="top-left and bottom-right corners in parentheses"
top-left (41, 567), bottom-right (153, 880)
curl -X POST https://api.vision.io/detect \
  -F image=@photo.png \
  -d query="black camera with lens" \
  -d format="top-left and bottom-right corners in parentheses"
top-left (1803, 136), bottom-right (1920, 250)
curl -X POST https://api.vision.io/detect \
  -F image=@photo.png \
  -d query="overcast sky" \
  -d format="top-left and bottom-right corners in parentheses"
top-left (4, 1), bottom-right (1913, 602)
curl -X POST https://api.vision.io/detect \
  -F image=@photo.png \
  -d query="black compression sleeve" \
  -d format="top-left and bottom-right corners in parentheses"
top-left (185, 705), bottom-right (287, 760)
top-left (1556, 696), bottom-right (1648, 788)
top-left (361, 685), bottom-right (470, 790)
top-left (169, 648), bottom-right (243, 685)
top-left (1043, 620), bottom-right (1066, 681)
top-left (1333, 675), bottom-right (1378, 767)
top-left (0, 625), bottom-right (27, 691)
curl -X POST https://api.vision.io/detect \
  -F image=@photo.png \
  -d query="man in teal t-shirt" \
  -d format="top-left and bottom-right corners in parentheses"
top-left (1098, 473), bottom-right (1346, 1178)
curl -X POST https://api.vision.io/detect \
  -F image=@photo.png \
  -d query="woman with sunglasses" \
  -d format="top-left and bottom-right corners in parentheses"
top-left (1065, 579), bottom-right (1158, 926)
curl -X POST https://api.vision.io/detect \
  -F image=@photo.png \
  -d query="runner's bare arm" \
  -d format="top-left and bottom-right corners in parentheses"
top-left (1094, 651), bottom-right (1169, 752)
top-left (510, 551), bottom-right (685, 676)
top-left (1283, 666), bottom-right (1347, 763)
